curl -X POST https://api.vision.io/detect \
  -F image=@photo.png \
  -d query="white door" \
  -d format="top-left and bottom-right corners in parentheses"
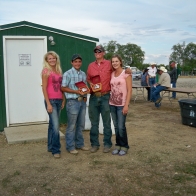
top-left (3, 36), bottom-right (47, 126)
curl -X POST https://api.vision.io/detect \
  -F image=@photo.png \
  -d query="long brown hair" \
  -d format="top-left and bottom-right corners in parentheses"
top-left (111, 54), bottom-right (123, 71)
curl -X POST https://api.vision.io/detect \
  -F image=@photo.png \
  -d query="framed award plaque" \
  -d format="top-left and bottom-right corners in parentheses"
top-left (75, 81), bottom-right (90, 93)
top-left (90, 75), bottom-right (102, 92)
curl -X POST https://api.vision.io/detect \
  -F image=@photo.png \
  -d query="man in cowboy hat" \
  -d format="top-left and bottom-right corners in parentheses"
top-left (151, 66), bottom-right (171, 108)
top-left (148, 62), bottom-right (157, 100)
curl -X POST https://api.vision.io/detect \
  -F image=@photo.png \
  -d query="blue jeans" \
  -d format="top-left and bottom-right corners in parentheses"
top-left (89, 93), bottom-right (112, 148)
top-left (44, 99), bottom-right (62, 155)
top-left (65, 99), bottom-right (86, 151)
top-left (151, 85), bottom-right (166, 104)
top-left (145, 87), bottom-right (150, 101)
top-left (149, 77), bottom-right (156, 100)
top-left (110, 105), bottom-right (129, 149)
top-left (171, 82), bottom-right (176, 98)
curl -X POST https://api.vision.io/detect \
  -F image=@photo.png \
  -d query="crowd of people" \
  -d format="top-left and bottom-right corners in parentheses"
top-left (141, 61), bottom-right (178, 108)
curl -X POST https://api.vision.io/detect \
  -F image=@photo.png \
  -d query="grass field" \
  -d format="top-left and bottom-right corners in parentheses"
top-left (0, 77), bottom-right (196, 196)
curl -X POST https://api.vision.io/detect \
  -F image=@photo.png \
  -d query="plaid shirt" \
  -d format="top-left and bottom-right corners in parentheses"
top-left (62, 67), bottom-right (87, 99)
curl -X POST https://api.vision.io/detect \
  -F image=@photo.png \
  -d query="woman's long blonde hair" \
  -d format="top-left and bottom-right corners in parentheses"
top-left (42, 51), bottom-right (62, 74)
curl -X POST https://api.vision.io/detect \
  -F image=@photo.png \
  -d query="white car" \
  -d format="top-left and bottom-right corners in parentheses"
top-left (132, 71), bottom-right (142, 80)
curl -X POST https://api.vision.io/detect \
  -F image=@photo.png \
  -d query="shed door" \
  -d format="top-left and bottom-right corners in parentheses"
top-left (4, 36), bottom-right (47, 125)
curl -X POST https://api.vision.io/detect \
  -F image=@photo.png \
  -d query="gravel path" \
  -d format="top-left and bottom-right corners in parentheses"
top-left (177, 77), bottom-right (196, 88)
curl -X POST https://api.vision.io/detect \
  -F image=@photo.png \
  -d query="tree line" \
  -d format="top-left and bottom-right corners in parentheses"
top-left (102, 41), bottom-right (196, 73)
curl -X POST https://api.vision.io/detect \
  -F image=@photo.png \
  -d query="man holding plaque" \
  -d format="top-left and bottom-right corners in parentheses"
top-left (61, 54), bottom-right (89, 154)
top-left (87, 45), bottom-right (113, 153)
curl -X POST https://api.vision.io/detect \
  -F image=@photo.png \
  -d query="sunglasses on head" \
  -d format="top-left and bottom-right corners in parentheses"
top-left (94, 50), bottom-right (102, 53)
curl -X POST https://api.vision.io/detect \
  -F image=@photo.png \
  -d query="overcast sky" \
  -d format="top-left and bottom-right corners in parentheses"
top-left (1, 0), bottom-right (196, 65)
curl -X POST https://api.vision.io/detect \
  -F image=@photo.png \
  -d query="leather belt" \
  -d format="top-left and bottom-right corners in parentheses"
top-left (149, 76), bottom-right (155, 78)
top-left (92, 91), bottom-right (110, 97)
top-left (68, 97), bottom-right (87, 101)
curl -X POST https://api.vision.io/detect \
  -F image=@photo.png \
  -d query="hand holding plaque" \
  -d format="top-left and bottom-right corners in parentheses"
top-left (75, 81), bottom-right (90, 94)
top-left (90, 75), bottom-right (102, 92)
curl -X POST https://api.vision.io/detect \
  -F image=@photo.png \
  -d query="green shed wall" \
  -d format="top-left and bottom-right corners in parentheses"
top-left (0, 25), bottom-right (97, 131)
top-left (0, 36), bottom-right (7, 131)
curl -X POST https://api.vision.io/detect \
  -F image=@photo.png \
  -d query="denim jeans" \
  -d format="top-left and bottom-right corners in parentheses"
top-left (145, 87), bottom-right (150, 101)
top-left (89, 93), bottom-right (112, 148)
top-left (44, 99), bottom-right (62, 155)
top-left (110, 105), bottom-right (129, 150)
top-left (151, 85), bottom-right (166, 103)
top-left (65, 99), bottom-right (86, 151)
top-left (171, 82), bottom-right (176, 98)
top-left (149, 77), bottom-right (156, 100)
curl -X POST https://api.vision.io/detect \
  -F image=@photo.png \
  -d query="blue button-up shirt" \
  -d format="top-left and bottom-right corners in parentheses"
top-left (62, 67), bottom-right (87, 99)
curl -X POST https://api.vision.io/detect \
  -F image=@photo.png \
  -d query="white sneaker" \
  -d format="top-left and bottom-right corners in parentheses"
top-left (69, 149), bottom-right (78, 154)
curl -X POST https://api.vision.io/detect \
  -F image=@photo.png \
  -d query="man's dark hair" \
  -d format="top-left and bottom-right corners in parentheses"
top-left (169, 60), bottom-right (175, 65)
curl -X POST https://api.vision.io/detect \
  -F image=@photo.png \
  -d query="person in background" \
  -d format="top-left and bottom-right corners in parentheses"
top-left (148, 63), bottom-right (157, 101)
top-left (41, 51), bottom-right (65, 159)
top-left (109, 54), bottom-right (132, 156)
top-left (151, 66), bottom-right (171, 108)
top-left (168, 61), bottom-right (177, 99)
top-left (61, 54), bottom-right (89, 154)
top-left (87, 45), bottom-right (131, 153)
top-left (141, 67), bottom-right (150, 101)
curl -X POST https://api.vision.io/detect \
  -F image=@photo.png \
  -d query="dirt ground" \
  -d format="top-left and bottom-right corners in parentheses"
top-left (0, 77), bottom-right (196, 196)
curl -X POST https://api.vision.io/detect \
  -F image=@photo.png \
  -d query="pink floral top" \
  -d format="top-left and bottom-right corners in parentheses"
top-left (109, 70), bottom-right (129, 106)
top-left (42, 68), bottom-right (62, 99)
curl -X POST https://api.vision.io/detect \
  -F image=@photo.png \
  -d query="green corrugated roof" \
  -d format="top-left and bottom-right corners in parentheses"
top-left (0, 21), bottom-right (99, 42)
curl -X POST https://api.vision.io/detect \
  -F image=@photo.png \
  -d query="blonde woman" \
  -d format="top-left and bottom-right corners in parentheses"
top-left (42, 51), bottom-right (65, 158)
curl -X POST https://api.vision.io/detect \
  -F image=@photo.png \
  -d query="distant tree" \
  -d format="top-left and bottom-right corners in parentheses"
top-left (182, 65), bottom-right (190, 72)
top-left (102, 41), bottom-right (145, 70)
top-left (170, 42), bottom-right (196, 74)
top-left (103, 40), bottom-right (118, 60)
top-left (184, 42), bottom-right (196, 74)
top-left (117, 43), bottom-right (145, 70)
top-left (158, 63), bottom-right (165, 67)
top-left (169, 42), bottom-right (186, 66)
top-left (141, 63), bottom-right (150, 71)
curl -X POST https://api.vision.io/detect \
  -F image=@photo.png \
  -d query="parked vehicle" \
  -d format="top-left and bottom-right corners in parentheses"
top-left (132, 71), bottom-right (142, 80)
top-left (124, 66), bottom-right (142, 80)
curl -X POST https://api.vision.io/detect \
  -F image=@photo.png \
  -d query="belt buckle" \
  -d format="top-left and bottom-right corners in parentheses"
top-left (95, 92), bottom-right (101, 97)
top-left (78, 97), bottom-right (83, 101)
